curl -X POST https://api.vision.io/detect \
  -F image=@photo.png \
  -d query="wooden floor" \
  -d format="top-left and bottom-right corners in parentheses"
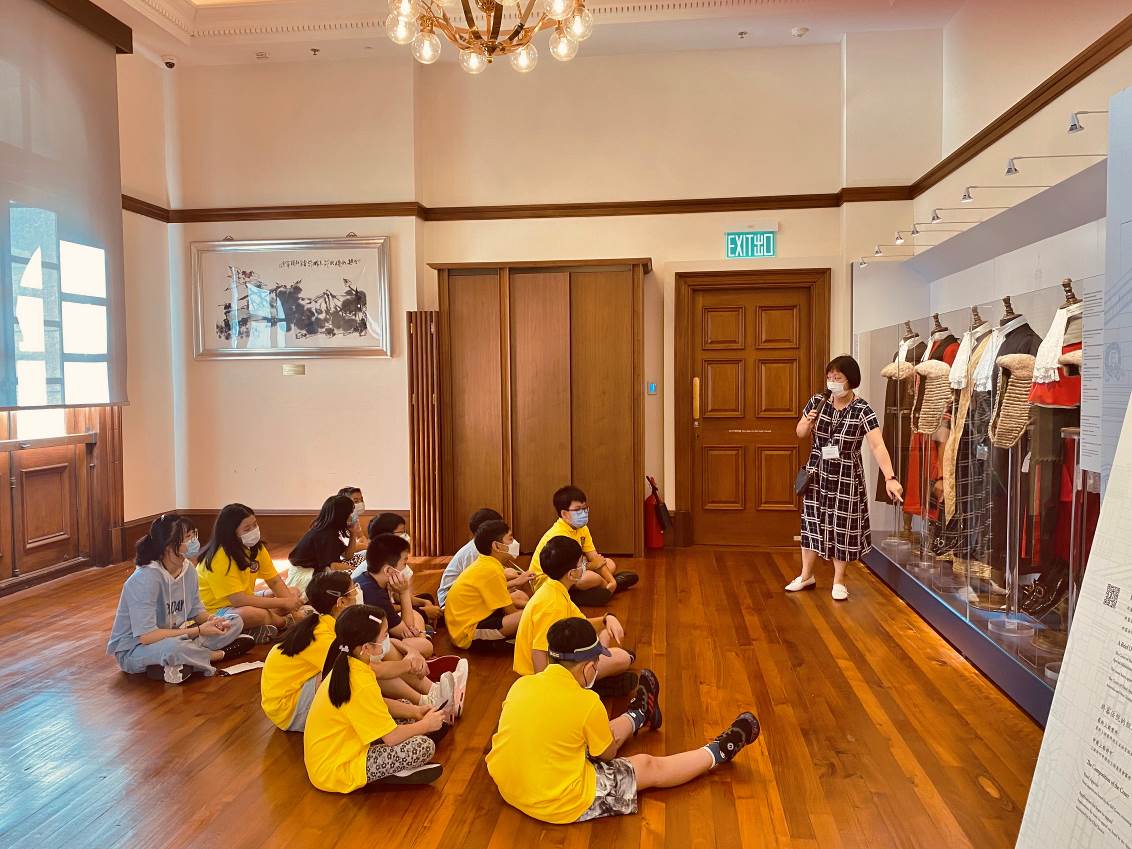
top-left (0, 548), bottom-right (1042, 849)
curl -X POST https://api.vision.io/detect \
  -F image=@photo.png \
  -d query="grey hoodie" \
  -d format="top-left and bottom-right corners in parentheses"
top-left (106, 561), bottom-right (208, 656)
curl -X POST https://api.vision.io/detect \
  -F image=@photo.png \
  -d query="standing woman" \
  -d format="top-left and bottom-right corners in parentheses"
top-left (286, 495), bottom-right (359, 596)
top-left (197, 503), bottom-right (303, 642)
top-left (788, 356), bottom-right (903, 601)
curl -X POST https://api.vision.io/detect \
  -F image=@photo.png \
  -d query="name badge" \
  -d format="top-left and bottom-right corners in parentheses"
top-left (821, 445), bottom-right (840, 460)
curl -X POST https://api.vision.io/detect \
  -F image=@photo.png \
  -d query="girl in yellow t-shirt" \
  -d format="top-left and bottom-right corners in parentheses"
top-left (261, 570), bottom-right (356, 731)
top-left (304, 606), bottom-right (448, 791)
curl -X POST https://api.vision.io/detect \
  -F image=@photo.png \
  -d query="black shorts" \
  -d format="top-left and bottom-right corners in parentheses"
top-left (477, 608), bottom-right (505, 631)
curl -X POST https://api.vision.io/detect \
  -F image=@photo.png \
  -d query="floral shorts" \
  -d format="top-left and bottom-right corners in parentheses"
top-left (575, 758), bottom-right (638, 822)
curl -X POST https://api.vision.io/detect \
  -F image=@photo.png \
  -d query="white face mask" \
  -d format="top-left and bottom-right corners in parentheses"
top-left (583, 662), bottom-right (598, 690)
top-left (401, 565), bottom-right (414, 581)
top-left (506, 539), bottom-right (521, 558)
top-left (240, 526), bottom-right (261, 547)
top-left (378, 636), bottom-right (391, 658)
top-left (351, 586), bottom-right (363, 606)
top-left (396, 532), bottom-right (411, 544)
top-left (826, 380), bottom-right (849, 398)
top-left (351, 504), bottom-right (364, 523)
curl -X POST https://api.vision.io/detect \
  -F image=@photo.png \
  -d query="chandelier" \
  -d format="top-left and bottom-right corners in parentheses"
top-left (385, 0), bottom-right (595, 73)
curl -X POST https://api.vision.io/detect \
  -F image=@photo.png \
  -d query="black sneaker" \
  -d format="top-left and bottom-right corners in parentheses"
top-left (378, 763), bottom-right (443, 785)
top-left (219, 634), bottom-right (255, 662)
top-left (712, 711), bottom-right (761, 764)
top-left (614, 572), bottom-right (640, 591)
top-left (628, 668), bottom-right (662, 731)
top-left (593, 670), bottom-right (639, 698)
top-left (248, 624), bottom-right (279, 645)
top-left (145, 664), bottom-right (196, 684)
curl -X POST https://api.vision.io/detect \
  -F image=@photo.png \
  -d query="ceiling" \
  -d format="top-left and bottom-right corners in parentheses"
top-left (95, 0), bottom-right (965, 65)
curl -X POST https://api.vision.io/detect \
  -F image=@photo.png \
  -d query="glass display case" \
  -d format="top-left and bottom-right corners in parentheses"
top-left (856, 283), bottom-right (1101, 718)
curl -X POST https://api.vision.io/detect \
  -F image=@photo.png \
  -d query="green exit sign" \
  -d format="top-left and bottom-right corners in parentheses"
top-left (726, 231), bottom-right (776, 259)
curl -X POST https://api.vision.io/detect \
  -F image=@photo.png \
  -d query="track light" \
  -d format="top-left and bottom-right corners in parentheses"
top-left (1068, 110), bottom-right (1108, 134)
top-left (1005, 153), bottom-right (1106, 176)
top-left (895, 231), bottom-right (905, 245)
top-left (962, 184), bottom-right (1049, 203)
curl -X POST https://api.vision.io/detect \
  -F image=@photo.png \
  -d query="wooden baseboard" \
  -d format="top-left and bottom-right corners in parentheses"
top-left (0, 556), bottom-right (95, 598)
top-left (118, 508), bottom-right (411, 557)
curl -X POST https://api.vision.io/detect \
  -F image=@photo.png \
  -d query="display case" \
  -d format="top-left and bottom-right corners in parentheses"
top-left (856, 283), bottom-right (1101, 723)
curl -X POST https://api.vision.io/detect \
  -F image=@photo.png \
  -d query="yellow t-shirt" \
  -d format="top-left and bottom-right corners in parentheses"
top-left (529, 518), bottom-right (597, 578)
top-left (261, 614), bottom-right (336, 730)
top-left (196, 545), bottom-right (279, 614)
top-left (303, 656), bottom-right (397, 794)
top-left (444, 554), bottom-right (514, 649)
top-left (486, 664), bottom-right (615, 823)
top-left (513, 579), bottom-right (583, 676)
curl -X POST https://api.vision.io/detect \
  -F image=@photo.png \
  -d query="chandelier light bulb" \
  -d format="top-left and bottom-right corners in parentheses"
top-left (550, 28), bottom-right (579, 60)
top-left (385, 12), bottom-right (418, 45)
top-left (894, 231), bottom-right (904, 245)
top-left (511, 42), bottom-right (538, 72)
top-left (566, 7), bottom-right (594, 40)
top-left (411, 30), bottom-right (442, 64)
top-left (389, 0), bottom-right (418, 18)
top-left (459, 48), bottom-right (488, 74)
top-left (545, 0), bottom-right (574, 19)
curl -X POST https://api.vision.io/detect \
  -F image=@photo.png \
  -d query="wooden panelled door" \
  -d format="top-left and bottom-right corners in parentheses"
top-left (677, 270), bottom-right (830, 547)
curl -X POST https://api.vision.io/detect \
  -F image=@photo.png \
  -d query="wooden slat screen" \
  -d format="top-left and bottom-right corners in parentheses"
top-left (407, 311), bottom-right (443, 556)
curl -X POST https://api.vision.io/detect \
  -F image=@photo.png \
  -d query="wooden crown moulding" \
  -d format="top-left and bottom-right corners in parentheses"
top-left (41, 0), bottom-right (133, 54)
top-left (429, 257), bottom-right (654, 273)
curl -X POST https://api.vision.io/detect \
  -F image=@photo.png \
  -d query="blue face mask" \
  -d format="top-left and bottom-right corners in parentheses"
top-left (568, 509), bottom-right (590, 529)
top-left (184, 537), bottom-right (200, 559)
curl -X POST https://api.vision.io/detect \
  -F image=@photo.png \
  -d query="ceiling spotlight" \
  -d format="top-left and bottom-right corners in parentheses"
top-left (1005, 152), bottom-right (1106, 176)
top-left (791, 26), bottom-right (810, 38)
top-left (874, 245), bottom-right (883, 257)
top-left (1069, 109), bottom-right (1108, 134)
top-left (858, 257), bottom-right (868, 269)
top-left (895, 231), bottom-right (905, 245)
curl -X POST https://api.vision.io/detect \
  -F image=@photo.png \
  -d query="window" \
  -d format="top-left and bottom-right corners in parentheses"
top-left (7, 204), bottom-right (110, 407)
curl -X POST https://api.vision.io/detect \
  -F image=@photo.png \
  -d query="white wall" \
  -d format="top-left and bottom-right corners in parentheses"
top-left (942, 0), bottom-right (1130, 154)
top-left (842, 30), bottom-right (943, 186)
top-left (415, 46), bottom-right (843, 206)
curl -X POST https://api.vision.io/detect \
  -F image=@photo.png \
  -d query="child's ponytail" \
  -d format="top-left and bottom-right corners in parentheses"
top-left (323, 604), bottom-right (385, 708)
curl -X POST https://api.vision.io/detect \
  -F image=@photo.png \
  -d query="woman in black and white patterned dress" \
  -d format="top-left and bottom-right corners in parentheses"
top-left (787, 356), bottom-right (903, 601)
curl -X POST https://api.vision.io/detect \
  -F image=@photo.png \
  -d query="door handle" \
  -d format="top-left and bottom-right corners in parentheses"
top-left (692, 376), bottom-right (700, 422)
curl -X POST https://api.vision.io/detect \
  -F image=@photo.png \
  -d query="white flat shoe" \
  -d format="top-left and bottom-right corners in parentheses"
top-left (785, 576), bottom-right (817, 592)
top-left (831, 583), bottom-right (849, 601)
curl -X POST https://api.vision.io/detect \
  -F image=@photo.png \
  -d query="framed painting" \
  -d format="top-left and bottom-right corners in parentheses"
top-left (191, 236), bottom-right (391, 359)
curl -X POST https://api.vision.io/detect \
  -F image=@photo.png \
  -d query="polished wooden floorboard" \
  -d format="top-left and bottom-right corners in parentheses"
top-left (0, 549), bottom-right (1041, 849)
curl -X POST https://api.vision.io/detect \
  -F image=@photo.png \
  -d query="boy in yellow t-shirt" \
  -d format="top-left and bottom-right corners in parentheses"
top-left (514, 536), bottom-right (637, 697)
top-left (530, 485), bottom-right (639, 606)
top-left (487, 618), bottom-right (761, 824)
top-left (444, 520), bottom-right (522, 650)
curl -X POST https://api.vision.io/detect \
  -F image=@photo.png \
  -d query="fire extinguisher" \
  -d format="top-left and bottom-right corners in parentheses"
top-left (645, 476), bottom-right (670, 550)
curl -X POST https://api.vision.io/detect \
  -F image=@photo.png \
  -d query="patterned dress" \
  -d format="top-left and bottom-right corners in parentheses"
top-left (800, 394), bottom-right (881, 562)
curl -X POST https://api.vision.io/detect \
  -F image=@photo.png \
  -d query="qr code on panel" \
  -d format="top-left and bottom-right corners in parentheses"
top-left (1104, 583), bottom-right (1120, 610)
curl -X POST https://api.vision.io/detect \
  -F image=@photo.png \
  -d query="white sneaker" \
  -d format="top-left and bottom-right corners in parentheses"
top-left (438, 672), bottom-right (457, 723)
top-left (831, 583), bottom-right (849, 601)
top-left (785, 576), bottom-right (817, 592)
top-left (452, 658), bottom-right (469, 719)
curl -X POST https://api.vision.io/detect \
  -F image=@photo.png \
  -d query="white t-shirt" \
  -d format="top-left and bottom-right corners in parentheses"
top-left (437, 538), bottom-right (479, 608)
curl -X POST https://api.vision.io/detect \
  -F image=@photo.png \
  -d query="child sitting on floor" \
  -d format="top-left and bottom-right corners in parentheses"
top-left (513, 536), bottom-right (637, 696)
top-left (437, 508), bottom-right (535, 610)
top-left (304, 605), bottom-right (449, 790)
top-left (444, 519), bottom-right (523, 651)
top-left (357, 534), bottom-right (435, 658)
top-left (107, 514), bottom-right (254, 684)
top-left (285, 494), bottom-right (358, 596)
top-left (530, 486), bottom-right (638, 606)
top-left (487, 617), bottom-right (760, 824)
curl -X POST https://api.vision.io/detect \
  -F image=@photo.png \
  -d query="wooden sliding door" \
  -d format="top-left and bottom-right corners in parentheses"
top-left (433, 259), bottom-right (649, 556)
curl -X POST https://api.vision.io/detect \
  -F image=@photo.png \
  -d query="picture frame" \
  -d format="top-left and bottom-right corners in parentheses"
top-left (190, 236), bottom-right (391, 360)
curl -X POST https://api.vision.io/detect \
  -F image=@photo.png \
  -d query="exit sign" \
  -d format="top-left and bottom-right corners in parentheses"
top-left (726, 231), bottom-right (776, 259)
